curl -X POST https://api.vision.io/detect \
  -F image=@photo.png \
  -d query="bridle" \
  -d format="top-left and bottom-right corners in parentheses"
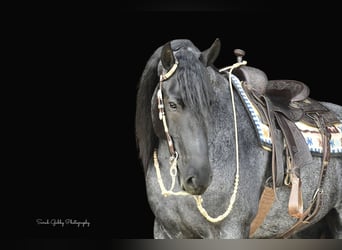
top-left (157, 60), bottom-right (179, 158)
top-left (153, 54), bottom-right (247, 223)
top-left (154, 59), bottom-right (184, 196)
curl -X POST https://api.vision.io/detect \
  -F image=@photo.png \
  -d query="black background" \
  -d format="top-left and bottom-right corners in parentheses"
top-left (5, 0), bottom-right (342, 246)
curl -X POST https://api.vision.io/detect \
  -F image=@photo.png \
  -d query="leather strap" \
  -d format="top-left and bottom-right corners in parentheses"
top-left (249, 185), bottom-right (275, 237)
top-left (288, 174), bottom-right (303, 218)
top-left (262, 96), bottom-right (285, 189)
top-left (274, 113), bottom-right (312, 218)
top-left (275, 113), bottom-right (331, 238)
top-left (276, 192), bottom-right (322, 238)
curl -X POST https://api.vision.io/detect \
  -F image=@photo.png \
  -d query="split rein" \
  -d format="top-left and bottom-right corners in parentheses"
top-left (153, 59), bottom-right (247, 223)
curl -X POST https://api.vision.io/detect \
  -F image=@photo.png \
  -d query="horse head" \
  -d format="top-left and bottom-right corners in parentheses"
top-left (149, 39), bottom-right (221, 195)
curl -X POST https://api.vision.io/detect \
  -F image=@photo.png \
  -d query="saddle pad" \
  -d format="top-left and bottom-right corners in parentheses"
top-left (230, 74), bottom-right (342, 155)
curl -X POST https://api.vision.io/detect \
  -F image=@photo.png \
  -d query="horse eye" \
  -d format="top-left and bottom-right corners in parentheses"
top-left (168, 102), bottom-right (177, 111)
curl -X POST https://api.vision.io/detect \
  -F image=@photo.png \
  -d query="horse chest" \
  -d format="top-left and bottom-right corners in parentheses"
top-left (145, 167), bottom-right (236, 238)
top-left (146, 168), bottom-right (258, 238)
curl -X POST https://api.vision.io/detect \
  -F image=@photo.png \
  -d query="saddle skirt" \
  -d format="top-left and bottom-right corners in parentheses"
top-left (230, 74), bottom-right (342, 155)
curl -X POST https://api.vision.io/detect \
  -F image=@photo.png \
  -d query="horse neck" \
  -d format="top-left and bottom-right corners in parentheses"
top-left (209, 72), bottom-right (267, 181)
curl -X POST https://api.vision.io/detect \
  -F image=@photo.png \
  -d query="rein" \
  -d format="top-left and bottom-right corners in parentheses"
top-left (153, 58), bottom-right (247, 223)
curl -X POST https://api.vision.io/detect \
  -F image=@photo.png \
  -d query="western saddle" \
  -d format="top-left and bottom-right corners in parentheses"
top-left (225, 49), bottom-right (340, 238)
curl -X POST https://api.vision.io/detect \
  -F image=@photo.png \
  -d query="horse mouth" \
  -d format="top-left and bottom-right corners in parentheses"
top-left (182, 187), bottom-right (207, 195)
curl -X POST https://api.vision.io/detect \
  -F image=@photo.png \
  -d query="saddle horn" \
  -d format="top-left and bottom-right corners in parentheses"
top-left (200, 38), bottom-right (221, 66)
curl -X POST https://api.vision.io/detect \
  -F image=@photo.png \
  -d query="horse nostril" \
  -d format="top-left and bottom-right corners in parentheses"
top-left (186, 176), bottom-right (197, 188)
top-left (183, 171), bottom-right (211, 195)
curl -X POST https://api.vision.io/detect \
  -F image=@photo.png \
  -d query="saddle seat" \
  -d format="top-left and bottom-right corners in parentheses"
top-left (267, 79), bottom-right (310, 103)
top-left (232, 65), bottom-right (309, 102)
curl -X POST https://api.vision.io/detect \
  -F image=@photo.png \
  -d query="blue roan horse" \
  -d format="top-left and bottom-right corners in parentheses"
top-left (135, 39), bottom-right (342, 238)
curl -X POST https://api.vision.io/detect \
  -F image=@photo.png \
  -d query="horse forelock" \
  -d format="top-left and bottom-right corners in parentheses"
top-left (175, 50), bottom-right (214, 120)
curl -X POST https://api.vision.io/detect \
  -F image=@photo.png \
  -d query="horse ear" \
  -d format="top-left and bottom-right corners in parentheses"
top-left (200, 38), bottom-right (221, 66)
top-left (161, 42), bottom-right (175, 70)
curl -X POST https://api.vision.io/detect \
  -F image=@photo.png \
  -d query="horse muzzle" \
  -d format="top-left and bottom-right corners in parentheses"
top-left (181, 167), bottom-right (212, 195)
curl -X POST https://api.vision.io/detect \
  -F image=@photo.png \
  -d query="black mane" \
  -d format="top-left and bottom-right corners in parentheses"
top-left (135, 46), bottom-right (162, 173)
top-left (175, 49), bottom-right (213, 121)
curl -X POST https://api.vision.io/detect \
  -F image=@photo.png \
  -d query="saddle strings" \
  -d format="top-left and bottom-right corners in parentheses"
top-left (153, 59), bottom-right (247, 223)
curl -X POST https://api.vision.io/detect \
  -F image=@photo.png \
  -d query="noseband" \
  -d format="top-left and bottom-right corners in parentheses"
top-left (153, 56), bottom-right (247, 223)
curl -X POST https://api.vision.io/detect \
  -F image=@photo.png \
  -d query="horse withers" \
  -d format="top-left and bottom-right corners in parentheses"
top-left (135, 38), bottom-right (342, 238)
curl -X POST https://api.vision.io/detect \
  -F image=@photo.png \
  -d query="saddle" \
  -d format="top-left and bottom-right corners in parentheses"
top-left (234, 65), bottom-right (339, 127)
top-left (228, 49), bottom-right (340, 237)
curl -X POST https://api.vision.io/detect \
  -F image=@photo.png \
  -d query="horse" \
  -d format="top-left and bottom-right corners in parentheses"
top-left (135, 38), bottom-right (342, 238)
